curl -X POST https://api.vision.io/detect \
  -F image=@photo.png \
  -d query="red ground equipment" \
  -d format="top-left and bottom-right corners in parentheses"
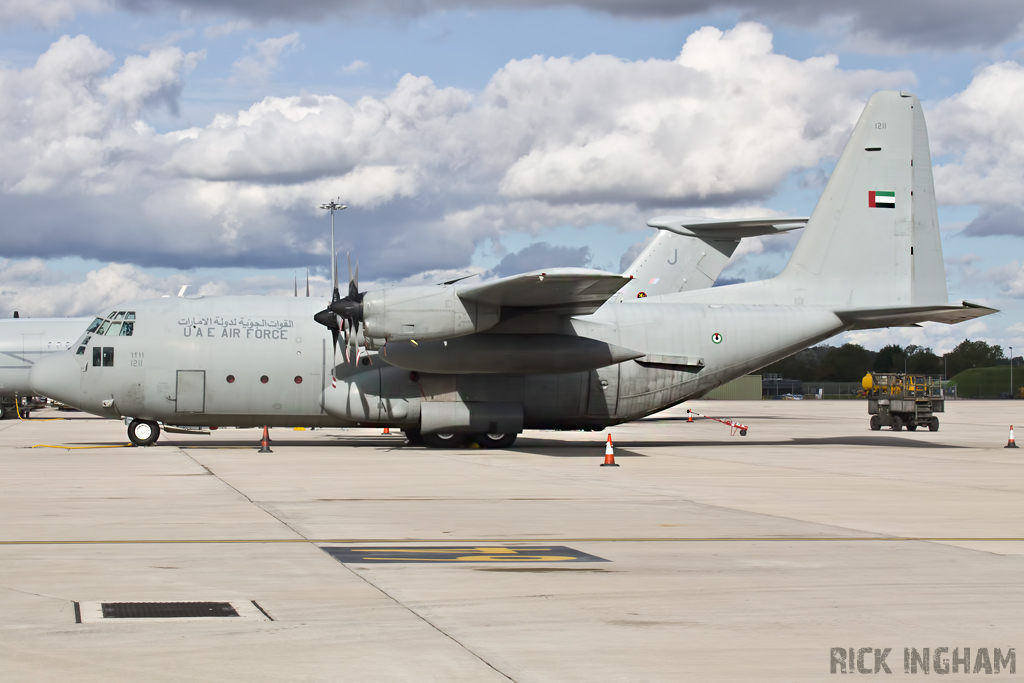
top-left (686, 409), bottom-right (748, 436)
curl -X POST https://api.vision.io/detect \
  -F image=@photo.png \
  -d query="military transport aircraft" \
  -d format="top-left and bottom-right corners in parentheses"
top-left (0, 315), bottom-right (90, 418)
top-left (30, 91), bottom-right (995, 448)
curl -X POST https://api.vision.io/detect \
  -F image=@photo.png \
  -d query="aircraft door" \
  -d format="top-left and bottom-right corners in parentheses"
top-left (176, 370), bottom-right (206, 413)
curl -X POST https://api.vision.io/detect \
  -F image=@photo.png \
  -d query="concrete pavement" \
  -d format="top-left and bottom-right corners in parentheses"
top-left (1, 399), bottom-right (1023, 681)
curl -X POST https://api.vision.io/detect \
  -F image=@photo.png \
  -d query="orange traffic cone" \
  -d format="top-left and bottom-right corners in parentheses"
top-left (687, 409), bottom-right (693, 423)
top-left (258, 425), bottom-right (272, 453)
top-left (382, 427), bottom-right (391, 435)
top-left (1007, 425), bottom-right (1019, 449)
top-left (601, 433), bottom-right (619, 467)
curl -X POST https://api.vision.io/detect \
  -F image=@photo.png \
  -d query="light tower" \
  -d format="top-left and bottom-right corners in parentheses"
top-left (319, 199), bottom-right (347, 298)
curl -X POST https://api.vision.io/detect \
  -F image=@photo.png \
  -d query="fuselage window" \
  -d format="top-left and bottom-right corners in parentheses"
top-left (226, 375), bottom-right (235, 383)
top-left (102, 347), bottom-right (114, 367)
top-left (260, 375), bottom-right (269, 384)
top-left (86, 318), bottom-right (103, 333)
top-left (92, 347), bottom-right (101, 366)
top-left (120, 321), bottom-right (134, 336)
top-left (96, 320), bottom-right (111, 336)
top-left (124, 312), bottom-right (135, 321)
top-left (107, 322), bottom-right (122, 336)
top-left (76, 346), bottom-right (86, 355)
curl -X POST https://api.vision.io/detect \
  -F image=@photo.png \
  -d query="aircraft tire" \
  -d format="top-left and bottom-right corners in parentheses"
top-left (403, 428), bottom-right (425, 447)
top-left (0, 403), bottom-right (6, 420)
top-left (475, 433), bottom-right (518, 449)
top-left (891, 415), bottom-right (903, 432)
top-left (422, 433), bottom-right (466, 449)
top-left (128, 419), bottom-right (160, 447)
top-left (869, 415), bottom-right (881, 431)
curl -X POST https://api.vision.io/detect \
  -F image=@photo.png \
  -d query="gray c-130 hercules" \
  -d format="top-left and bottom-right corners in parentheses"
top-left (30, 92), bottom-right (996, 448)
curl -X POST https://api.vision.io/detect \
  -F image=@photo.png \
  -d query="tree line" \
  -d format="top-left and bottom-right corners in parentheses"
top-left (761, 339), bottom-right (1016, 382)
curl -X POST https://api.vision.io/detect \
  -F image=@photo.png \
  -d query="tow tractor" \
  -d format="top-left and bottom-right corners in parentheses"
top-left (862, 372), bottom-right (943, 432)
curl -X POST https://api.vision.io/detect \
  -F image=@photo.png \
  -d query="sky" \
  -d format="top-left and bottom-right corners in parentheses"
top-left (0, 0), bottom-right (1023, 355)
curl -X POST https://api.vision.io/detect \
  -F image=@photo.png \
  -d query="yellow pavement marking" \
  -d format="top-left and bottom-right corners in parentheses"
top-left (30, 444), bottom-right (134, 450)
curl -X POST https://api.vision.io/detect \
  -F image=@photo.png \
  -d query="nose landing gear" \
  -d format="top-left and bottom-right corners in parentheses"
top-left (127, 419), bottom-right (161, 447)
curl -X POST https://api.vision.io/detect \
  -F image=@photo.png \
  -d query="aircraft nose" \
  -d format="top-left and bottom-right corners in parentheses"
top-left (29, 352), bottom-right (82, 406)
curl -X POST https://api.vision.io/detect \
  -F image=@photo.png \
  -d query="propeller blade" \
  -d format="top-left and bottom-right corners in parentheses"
top-left (306, 268), bottom-right (310, 297)
top-left (330, 328), bottom-right (339, 388)
top-left (332, 252), bottom-right (340, 302)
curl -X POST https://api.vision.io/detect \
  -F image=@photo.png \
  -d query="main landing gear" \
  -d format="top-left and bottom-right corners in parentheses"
top-left (406, 429), bottom-right (518, 449)
top-left (127, 419), bottom-right (161, 447)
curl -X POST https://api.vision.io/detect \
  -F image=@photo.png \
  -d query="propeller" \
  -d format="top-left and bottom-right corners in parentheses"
top-left (313, 200), bottom-right (353, 385)
top-left (330, 253), bottom-right (366, 365)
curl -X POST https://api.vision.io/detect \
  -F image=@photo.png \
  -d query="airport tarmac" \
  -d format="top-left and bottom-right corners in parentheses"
top-left (2, 399), bottom-right (1023, 681)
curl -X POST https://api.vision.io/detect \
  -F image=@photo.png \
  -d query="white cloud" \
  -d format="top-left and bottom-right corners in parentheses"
top-left (204, 19), bottom-right (251, 39)
top-left (341, 59), bottom-right (368, 74)
top-left (0, 36), bottom-right (204, 195)
top-left (496, 25), bottom-right (909, 205)
top-left (931, 62), bottom-right (1024, 209)
top-left (0, 0), bottom-right (108, 26)
top-left (0, 259), bottom-right (314, 317)
top-left (0, 23), bottom-right (963, 292)
top-left (232, 32), bottom-right (303, 82)
top-left (979, 262), bottom-right (1024, 298)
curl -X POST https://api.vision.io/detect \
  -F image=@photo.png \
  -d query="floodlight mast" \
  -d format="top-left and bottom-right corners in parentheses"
top-left (319, 200), bottom-right (347, 297)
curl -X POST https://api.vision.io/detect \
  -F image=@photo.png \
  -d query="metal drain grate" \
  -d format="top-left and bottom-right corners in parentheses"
top-left (100, 602), bottom-right (239, 619)
top-left (75, 600), bottom-right (272, 623)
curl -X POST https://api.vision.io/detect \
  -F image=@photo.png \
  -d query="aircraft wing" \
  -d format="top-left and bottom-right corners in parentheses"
top-left (647, 215), bottom-right (809, 239)
top-left (835, 301), bottom-right (999, 329)
top-left (458, 268), bottom-right (632, 315)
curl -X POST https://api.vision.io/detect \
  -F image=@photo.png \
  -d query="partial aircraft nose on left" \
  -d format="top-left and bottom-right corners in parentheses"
top-left (29, 351), bottom-right (83, 408)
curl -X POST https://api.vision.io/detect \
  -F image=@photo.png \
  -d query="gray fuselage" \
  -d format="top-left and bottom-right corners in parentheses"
top-left (30, 294), bottom-right (845, 430)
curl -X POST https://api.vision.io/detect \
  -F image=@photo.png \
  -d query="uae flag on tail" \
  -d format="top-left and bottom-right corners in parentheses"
top-left (868, 190), bottom-right (895, 208)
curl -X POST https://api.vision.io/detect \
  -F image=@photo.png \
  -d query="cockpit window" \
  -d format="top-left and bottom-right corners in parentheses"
top-left (88, 311), bottom-right (136, 336)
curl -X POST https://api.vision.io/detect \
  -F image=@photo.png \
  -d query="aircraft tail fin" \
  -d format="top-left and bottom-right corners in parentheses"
top-left (779, 91), bottom-right (948, 308)
top-left (620, 231), bottom-right (738, 298)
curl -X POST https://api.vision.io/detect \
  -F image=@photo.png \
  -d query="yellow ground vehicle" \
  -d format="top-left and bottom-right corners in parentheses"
top-left (862, 372), bottom-right (944, 432)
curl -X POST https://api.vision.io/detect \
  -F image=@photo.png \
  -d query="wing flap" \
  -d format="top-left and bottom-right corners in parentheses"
top-left (457, 268), bottom-right (631, 314)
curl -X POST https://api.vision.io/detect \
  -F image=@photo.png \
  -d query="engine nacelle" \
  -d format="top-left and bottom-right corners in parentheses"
top-left (362, 286), bottom-right (499, 344)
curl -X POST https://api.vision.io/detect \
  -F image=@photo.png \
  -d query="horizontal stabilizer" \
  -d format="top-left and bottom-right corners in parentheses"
top-left (836, 301), bottom-right (998, 329)
top-left (647, 216), bottom-right (809, 239)
top-left (458, 268), bottom-right (631, 315)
